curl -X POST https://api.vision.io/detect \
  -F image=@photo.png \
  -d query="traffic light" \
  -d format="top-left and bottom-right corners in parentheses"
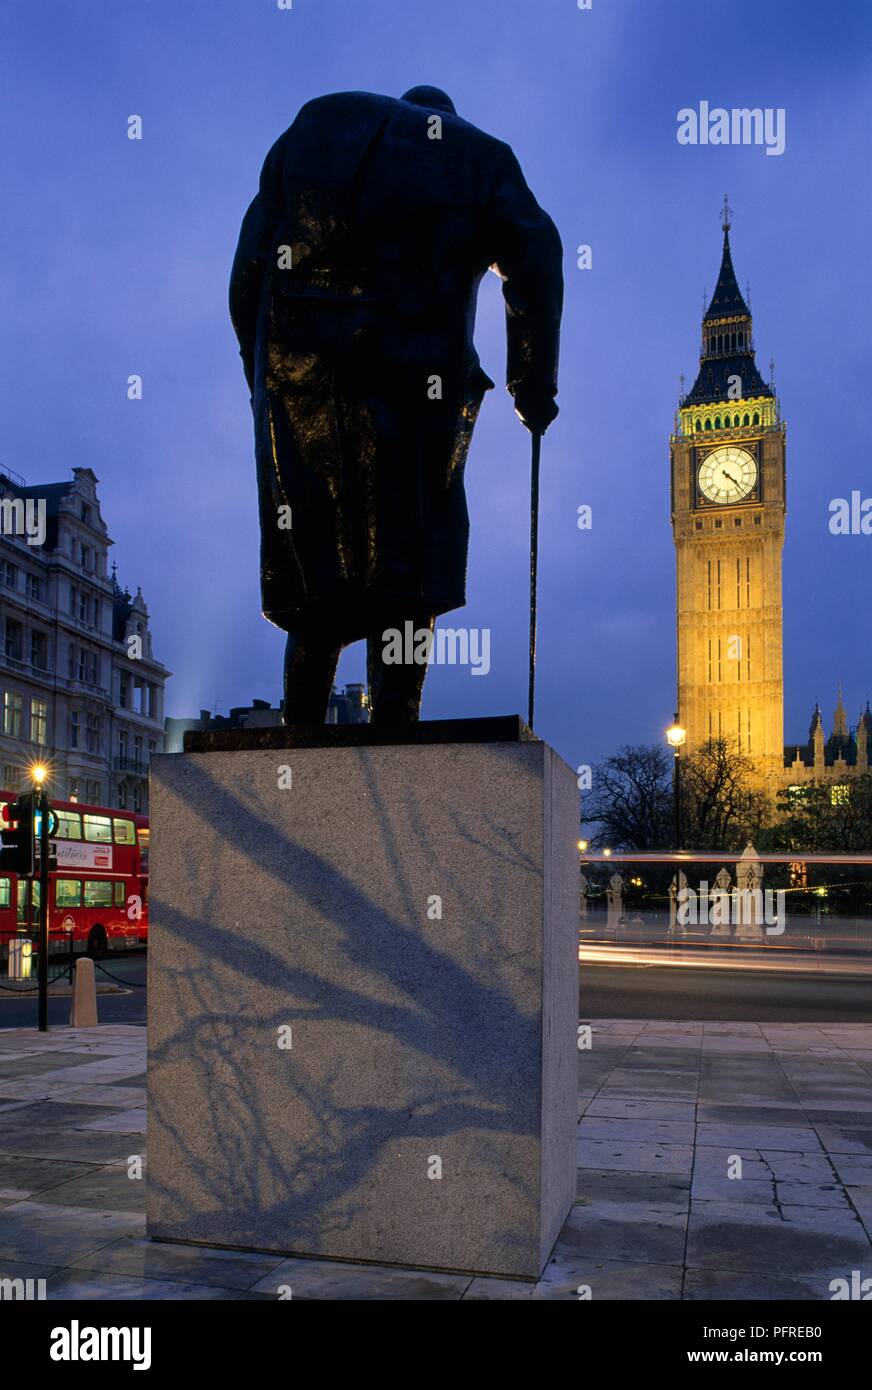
top-left (0, 793), bottom-right (35, 876)
top-left (34, 807), bottom-right (58, 870)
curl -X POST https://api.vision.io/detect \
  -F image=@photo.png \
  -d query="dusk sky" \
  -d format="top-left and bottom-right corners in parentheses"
top-left (3, 0), bottom-right (871, 774)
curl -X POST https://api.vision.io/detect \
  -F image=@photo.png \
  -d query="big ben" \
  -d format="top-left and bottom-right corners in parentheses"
top-left (671, 202), bottom-right (785, 786)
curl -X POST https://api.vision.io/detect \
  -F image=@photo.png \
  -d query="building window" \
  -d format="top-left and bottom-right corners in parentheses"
top-left (695, 520), bottom-right (703, 531)
top-left (70, 711), bottom-right (80, 749)
top-left (1, 560), bottom-right (18, 589)
top-left (119, 674), bottom-right (128, 709)
top-left (133, 734), bottom-right (143, 766)
top-left (30, 699), bottom-right (47, 745)
top-left (4, 620), bottom-right (23, 661)
top-left (85, 712), bottom-right (101, 754)
top-left (80, 544), bottom-right (91, 571)
top-left (754, 515), bottom-right (761, 525)
top-left (119, 730), bottom-right (128, 760)
top-left (78, 590), bottom-right (88, 622)
top-left (30, 630), bottom-right (47, 670)
top-left (3, 764), bottom-right (21, 790)
top-left (26, 574), bottom-right (43, 602)
top-left (3, 691), bottom-right (23, 737)
top-left (81, 503), bottom-right (91, 525)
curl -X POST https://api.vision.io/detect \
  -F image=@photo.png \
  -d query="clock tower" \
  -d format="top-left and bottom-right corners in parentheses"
top-left (671, 203), bottom-right (785, 786)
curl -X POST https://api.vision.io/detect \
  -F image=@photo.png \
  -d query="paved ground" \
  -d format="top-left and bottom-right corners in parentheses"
top-left (0, 1020), bottom-right (870, 1299)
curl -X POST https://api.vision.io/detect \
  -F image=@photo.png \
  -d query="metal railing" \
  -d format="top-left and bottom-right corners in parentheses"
top-left (578, 850), bottom-right (872, 957)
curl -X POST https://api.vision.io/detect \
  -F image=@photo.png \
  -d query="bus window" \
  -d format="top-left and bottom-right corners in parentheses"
top-left (84, 815), bottom-right (112, 844)
top-left (113, 818), bottom-right (135, 845)
top-left (114, 881), bottom-right (126, 907)
top-left (17, 880), bottom-right (27, 925)
top-left (84, 880), bottom-right (112, 908)
top-left (56, 879), bottom-right (82, 908)
top-left (0, 877), bottom-right (10, 908)
top-left (56, 810), bottom-right (82, 840)
top-left (137, 828), bottom-right (149, 873)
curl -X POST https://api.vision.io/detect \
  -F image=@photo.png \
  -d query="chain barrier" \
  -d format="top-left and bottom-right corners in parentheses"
top-left (0, 963), bottom-right (73, 994)
top-left (93, 960), bottom-right (146, 989)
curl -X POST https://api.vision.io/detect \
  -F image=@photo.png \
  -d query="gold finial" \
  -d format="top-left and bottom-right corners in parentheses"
top-left (721, 194), bottom-right (732, 233)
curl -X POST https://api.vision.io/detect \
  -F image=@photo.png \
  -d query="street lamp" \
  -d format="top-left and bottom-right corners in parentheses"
top-left (665, 713), bottom-right (686, 851)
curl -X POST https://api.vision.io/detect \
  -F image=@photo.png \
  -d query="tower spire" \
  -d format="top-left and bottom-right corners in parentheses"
top-left (721, 194), bottom-right (732, 234)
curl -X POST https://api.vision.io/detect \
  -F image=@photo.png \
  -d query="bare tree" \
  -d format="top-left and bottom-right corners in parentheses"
top-left (680, 737), bottom-right (768, 850)
top-left (582, 745), bottom-right (672, 851)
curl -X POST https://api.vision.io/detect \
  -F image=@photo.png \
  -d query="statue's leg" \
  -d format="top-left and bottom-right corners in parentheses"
top-left (366, 614), bottom-right (435, 724)
top-left (282, 628), bottom-right (342, 725)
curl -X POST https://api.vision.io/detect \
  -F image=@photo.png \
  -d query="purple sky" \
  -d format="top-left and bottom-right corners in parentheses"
top-left (3, 0), bottom-right (871, 772)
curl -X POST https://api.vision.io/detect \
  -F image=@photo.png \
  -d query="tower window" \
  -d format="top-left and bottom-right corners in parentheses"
top-left (734, 517), bottom-right (742, 527)
top-left (714, 416), bottom-right (721, 429)
top-left (738, 332), bottom-right (744, 348)
top-left (743, 413), bottom-right (750, 426)
top-left (695, 419), bottom-right (702, 432)
top-left (704, 419), bottom-right (712, 431)
top-left (714, 518), bottom-right (722, 530)
top-left (695, 520), bottom-right (703, 531)
top-left (754, 515), bottom-right (761, 525)
top-left (752, 412), bottom-right (759, 425)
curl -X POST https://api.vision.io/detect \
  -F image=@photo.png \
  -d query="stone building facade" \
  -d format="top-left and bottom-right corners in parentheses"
top-left (0, 466), bottom-right (169, 811)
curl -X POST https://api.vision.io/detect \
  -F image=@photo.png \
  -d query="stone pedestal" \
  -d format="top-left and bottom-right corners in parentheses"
top-left (146, 721), bottom-right (577, 1279)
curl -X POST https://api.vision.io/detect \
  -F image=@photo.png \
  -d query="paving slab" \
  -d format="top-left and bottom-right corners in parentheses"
top-left (0, 1019), bottom-right (869, 1299)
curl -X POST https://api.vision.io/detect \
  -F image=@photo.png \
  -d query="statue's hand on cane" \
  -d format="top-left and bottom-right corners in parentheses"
top-left (511, 384), bottom-right (559, 434)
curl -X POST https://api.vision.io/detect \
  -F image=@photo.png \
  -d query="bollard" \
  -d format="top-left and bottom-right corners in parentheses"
top-left (70, 957), bottom-right (98, 1028)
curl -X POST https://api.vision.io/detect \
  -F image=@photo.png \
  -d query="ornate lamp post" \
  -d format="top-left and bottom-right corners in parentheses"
top-left (665, 714), bottom-right (686, 851)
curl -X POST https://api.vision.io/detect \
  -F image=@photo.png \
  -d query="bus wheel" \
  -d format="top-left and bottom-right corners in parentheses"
top-left (86, 926), bottom-right (108, 960)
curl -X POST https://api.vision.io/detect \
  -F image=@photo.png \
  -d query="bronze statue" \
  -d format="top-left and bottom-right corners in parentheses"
top-left (230, 86), bottom-right (562, 724)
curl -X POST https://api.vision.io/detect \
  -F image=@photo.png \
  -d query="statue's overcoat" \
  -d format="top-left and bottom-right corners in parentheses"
top-left (230, 91), bottom-right (562, 638)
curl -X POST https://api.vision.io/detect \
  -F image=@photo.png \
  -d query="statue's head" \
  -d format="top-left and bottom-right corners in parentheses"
top-left (400, 85), bottom-right (456, 115)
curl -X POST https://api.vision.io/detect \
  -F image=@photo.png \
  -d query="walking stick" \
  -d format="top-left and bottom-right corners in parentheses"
top-left (528, 429), bottom-right (542, 731)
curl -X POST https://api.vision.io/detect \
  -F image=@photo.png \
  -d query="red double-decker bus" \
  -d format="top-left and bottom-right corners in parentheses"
top-left (0, 792), bottom-right (149, 960)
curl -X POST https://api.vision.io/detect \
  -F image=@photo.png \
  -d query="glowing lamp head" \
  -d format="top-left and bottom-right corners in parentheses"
top-left (578, 839), bottom-right (589, 852)
top-left (31, 763), bottom-right (48, 787)
top-left (665, 717), bottom-right (686, 749)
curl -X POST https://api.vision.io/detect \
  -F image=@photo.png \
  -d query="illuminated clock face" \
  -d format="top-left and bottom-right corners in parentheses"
top-left (698, 446), bottom-right (758, 504)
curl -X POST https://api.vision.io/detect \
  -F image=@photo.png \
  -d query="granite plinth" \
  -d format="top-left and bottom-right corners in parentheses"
top-left (146, 737), bottom-right (577, 1278)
